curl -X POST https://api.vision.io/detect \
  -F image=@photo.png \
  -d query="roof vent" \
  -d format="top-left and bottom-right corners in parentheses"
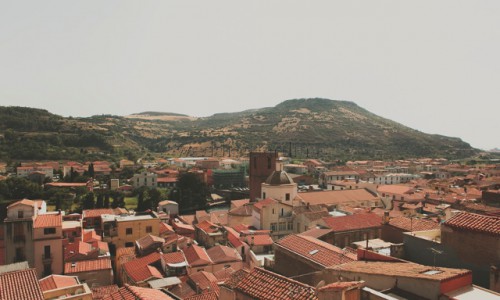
top-left (309, 249), bottom-right (319, 255)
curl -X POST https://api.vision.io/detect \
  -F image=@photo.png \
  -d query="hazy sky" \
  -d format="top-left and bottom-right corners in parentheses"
top-left (1, 1), bottom-right (499, 150)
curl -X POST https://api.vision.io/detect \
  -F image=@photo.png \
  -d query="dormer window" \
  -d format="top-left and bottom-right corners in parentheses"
top-left (17, 211), bottom-right (24, 219)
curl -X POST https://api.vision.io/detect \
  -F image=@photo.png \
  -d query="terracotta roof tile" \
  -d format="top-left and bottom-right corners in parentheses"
top-left (188, 271), bottom-right (218, 291)
top-left (64, 257), bottom-right (112, 274)
top-left (321, 213), bottom-right (382, 231)
top-left (241, 233), bottom-right (273, 246)
top-left (195, 220), bottom-right (222, 234)
top-left (184, 244), bottom-right (213, 267)
top-left (298, 189), bottom-right (379, 206)
top-left (235, 267), bottom-right (317, 300)
top-left (221, 268), bottom-right (250, 289)
top-left (388, 216), bottom-right (440, 232)
top-left (276, 235), bottom-right (356, 267)
top-left (253, 198), bottom-right (277, 212)
top-left (104, 284), bottom-right (174, 300)
top-left (184, 291), bottom-right (219, 300)
top-left (83, 208), bottom-right (114, 218)
top-left (333, 261), bottom-right (471, 281)
top-left (92, 285), bottom-right (119, 300)
top-left (0, 268), bottom-right (44, 300)
top-left (206, 245), bottom-right (242, 264)
top-left (122, 252), bottom-right (162, 283)
top-left (444, 212), bottom-right (500, 235)
top-left (162, 251), bottom-right (186, 265)
top-left (136, 234), bottom-right (165, 250)
top-left (82, 229), bottom-right (101, 242)
top-left (34, 213), bottom-right (62, 228)
top-left (213, 267), bottom-right (235, 282)
top-left (39, 274), bottom-right (78, 292)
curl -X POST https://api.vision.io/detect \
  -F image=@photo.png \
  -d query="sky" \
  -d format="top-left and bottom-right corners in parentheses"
top-left (0, 1), bottom-right (499, 150)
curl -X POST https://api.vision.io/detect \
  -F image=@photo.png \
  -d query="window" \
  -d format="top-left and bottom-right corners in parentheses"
top-left (17, 210), bottom-right (24, 219)
top-left (125, 242), bottom-right (134, 247)
top-left (44, 228), bottom-right (56, 235)
top-left (278, 222), bottom-right (286, 231)
top-left (280, 208), bottom-right (284, 216)
top-left (270, 223), bottom-right (277, 231)
top-left (126, 228), bottom-right (133, 235)
top-left (285, 193), bottom-right (290, 201)
top-left (44, 245), bottom-right (51, 258)
top-left (146, 226), bottom-right (152, 233)
top-left (267, 157), bottom-right (272, 169)
top-left (263, 192), bottom-right (266, 199)
top-left (287, 222), bottom-right (293, 231)
top-left (272, 208), bottom-right (275, 214)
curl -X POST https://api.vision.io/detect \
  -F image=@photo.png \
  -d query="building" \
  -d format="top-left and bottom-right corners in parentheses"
top-left (33, 213), bottom-right (63, 278)
top-left (249, 152), bottom-right (277, 201)
top-left (102, 211), bottom-right (160, 251)
top-left (252, 198), bottom-right (294, 240)
top-left (313, 213), bottom-right (383, 248)
top-left (0, 267), bottom-right (45, 300)
top-left (297, 189), bottom-right (381, 210)
top-left (130, 172), bottom-right (158, 188)
top-left (403, 212), bottom-right (500, 292)
top-left (64, 257), bottom-right (114, 288)
top-left (273, 234), bottom-right (357, 285)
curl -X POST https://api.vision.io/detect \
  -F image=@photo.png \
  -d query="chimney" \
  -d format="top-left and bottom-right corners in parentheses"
top-left (382, 211), bottom-right (390, 224)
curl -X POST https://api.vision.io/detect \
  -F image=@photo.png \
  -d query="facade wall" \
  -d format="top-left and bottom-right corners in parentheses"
top-left (261, 183), bottom-right (297, 203)
top-left (273, 246), bottom-right (321, 284)
top-left (260, 202), bottom-right (294, 239)
top-left (106, 218), bottom-right (160, 249)
top-left (33, 226), bottom-right (63, 278)
top-left (3, 220), bottom-right (35, 267)
top-left (70, 269), bottom-right (113, 288)
top-left (131, 172), bottom-right (158, 188)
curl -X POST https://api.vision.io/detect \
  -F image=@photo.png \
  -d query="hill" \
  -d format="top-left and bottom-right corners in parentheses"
top-left (0, 99), bottom-right (477, 162)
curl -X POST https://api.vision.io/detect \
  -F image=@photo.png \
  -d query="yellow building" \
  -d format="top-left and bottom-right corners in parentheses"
top-left (102, 211), bottom-right (160, 251)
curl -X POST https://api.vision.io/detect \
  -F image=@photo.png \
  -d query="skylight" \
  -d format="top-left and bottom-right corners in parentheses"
top-left (309, 249), bottom-right (319, 255)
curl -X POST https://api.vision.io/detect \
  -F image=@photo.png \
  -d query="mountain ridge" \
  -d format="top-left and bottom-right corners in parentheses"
top-left (0, 99), bottom-right (477, 161)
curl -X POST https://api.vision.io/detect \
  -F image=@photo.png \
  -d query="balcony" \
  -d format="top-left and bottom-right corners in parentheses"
top-left (42, 253), bottom-right (53, 264)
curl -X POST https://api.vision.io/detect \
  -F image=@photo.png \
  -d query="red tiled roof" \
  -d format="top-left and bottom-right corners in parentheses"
top-left (321, 213), bottom-right (382, 232)
top-left (104, 284), bottom-right (174, 300)
top-left (377, 185), bottom-right (414, 195)
top-left (221, 268), bottom-right (250, 289)
top-left (83, 208), bottom-right (114, 218)
top-left (184, 244), bottom-right (212, 267)
top-left (92, 285), bottom-right (119, 300)
top-left (34, 214), bottom-right (62, 228)
top-left (82, 230), bottom-right (101, 242)
top-left (196, 220), bottom-right (221, 234)
top-left (45, 182), bottom-right (88, 187)
top-left (225, 226), bottom-right (244, 248)
top-left (276, 235), bottom-right (356, 268)
top-left (39, 274), bottom-right (78, 292)
top-left (388, 216), bottom-right (440, 232)
top-left (188, 271), bottom-right (218, 291)
top-left (162, 251), bottom-right (186, 265)
top-left (136, 234), bottom-right (165, 250)
top-left (253, 198), bottom-right (277, 212)
top-left (7, 199), bottom-right (38, 209)
top-left (206, 245), bottom-right (242, 263)
top-left (213, 267), bottom-right (235, 282)
top-left (333, 261), bottom-right (471, 281)
top-left (241, 234), bottom-right (273, 246)
top-left (231, 199), bottom-right (250, 208)
top-left (159, 222), bottom-right (175, 235)
top-left (64, 257), bottom-right (112, 274)
top-left (122, 252), bottom-right (162, 283)
top-left (444, 212), bottom-right (500, 235)
top-left (298, 189), bottom-right (379, 206)
top-left (235, 267), bottom-right (317, 300)
top-left (0, 268), bottom-right (44, 300)
top-left (184, 291), bottom-right (219, 300)
top-left (299, 228), bottom-right (333, 239)
top-left (64, 241), bottom-right (93, 260)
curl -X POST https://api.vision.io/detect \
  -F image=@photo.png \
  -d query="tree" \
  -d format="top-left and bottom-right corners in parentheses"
top-left (95, 193), bottom-right (104, 209)
top-left (104, 193), bottom-right (110, 208)
top-left (0, 177), bottom-right (43, 200)
top-left (169, 172), bottom-right (208, 213)
top-left (81, 192), bottom-right (95, 210)
top-left (88, 163), bottom-right (95, 178)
